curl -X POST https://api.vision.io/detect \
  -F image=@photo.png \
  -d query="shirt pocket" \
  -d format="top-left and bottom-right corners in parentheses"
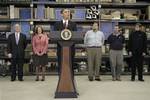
top-left (87, 35), bottom-right (95, 41)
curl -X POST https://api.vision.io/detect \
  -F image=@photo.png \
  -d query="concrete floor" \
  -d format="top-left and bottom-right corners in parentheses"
top-left (0, 75), bottom-right (150, 100)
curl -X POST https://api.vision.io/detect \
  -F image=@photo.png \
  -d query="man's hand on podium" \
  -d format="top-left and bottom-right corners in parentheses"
top-left (129, 52), bottom-right (132, 56)
top-left (142, 53), bottom-right (146, 56)
top-left (8, 53), bottom-right (12, 58)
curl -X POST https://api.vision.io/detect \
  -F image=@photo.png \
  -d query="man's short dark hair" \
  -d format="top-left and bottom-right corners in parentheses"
top-left (60, 9), bottom-right (69, 14)
top-left (93, 21), bottom-right (99, 26)
top-left (135, 23), bottom-right (142, 27)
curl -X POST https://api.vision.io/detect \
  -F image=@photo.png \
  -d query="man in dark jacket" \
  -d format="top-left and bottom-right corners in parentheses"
top-left (54, 8), bottom-right (77, 72)
top-left (7, 24), bottom-right (27, 81)
top-left (108, 25), bottom-right (125, 81)
top-left (128, 23), bottom-right (147, 82)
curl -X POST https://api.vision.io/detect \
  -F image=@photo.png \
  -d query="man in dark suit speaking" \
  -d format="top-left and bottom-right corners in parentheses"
top-left (7, 24), bottom-right (27, 81)
top-left (54, 8), bottom-right (77, 72)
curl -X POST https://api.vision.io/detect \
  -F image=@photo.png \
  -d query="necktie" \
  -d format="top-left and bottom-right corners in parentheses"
top-left (16, 33), bottom-right (19, 44)
top-left (64, 21), bottom-right (67, 28)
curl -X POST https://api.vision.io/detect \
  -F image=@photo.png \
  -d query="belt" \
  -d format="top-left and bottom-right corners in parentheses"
top-left (87, 46), bottom-right (101, 48)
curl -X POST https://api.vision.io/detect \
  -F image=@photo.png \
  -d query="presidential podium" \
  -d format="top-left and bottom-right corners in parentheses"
top-left (50, 30), bottom-right (83, 98)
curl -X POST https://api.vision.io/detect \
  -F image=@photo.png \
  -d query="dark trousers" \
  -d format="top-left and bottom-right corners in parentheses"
top-left (11, 58), bottom-right (24, 80)
top-left (131, 54), bottom-right (143, 80)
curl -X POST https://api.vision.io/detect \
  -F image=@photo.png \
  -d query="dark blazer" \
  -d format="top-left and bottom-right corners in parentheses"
top-left (54, 20), bottom-right (77, 31)
top-left (128, 30), bottom-right (147, 55)
top-left (7, 33), bottom-right (27, 59)
top-left (53, 20), bottom-right (77, 70)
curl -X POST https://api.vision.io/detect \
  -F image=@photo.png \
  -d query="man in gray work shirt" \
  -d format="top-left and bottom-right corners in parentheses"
top-left (84, 22), bottom-right (105, 81)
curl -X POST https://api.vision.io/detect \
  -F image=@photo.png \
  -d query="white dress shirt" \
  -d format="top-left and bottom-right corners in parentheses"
top-left (63, 19), bottom-right (68, 27)
top-left (84, 30), bottom-right (105, 47)
top-left (15, 32), bottom-right (20, 44)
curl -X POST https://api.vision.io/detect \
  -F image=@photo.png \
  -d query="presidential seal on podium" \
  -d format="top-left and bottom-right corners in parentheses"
top-left (61, 29), bottom-right (72, 40)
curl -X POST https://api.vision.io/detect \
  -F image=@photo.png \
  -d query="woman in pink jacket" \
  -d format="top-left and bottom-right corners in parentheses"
top-left (32, 26), bottom-right (49, 81)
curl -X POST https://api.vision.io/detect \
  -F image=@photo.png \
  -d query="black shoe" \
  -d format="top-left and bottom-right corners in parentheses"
top-left (139, 79), bottom-right (144, 82)
top-left (41, 79), bottom-right (45, 81)
top-left (18, 79), bottom-right (24, 81)
top-left (116, 78), bottom-right (121, 81)
top-left (89, 78), bottom-right (93, 81)
top-left (95, 78), bottom-right (101, 81)
top-left (116, 76), bottom-right (121, 81)
top-left (131, 79), bottom-right (135, 81)
top-left (11, 79), bottom-right (16, 82)
top-left (35, 78), bottom-right (39, 81)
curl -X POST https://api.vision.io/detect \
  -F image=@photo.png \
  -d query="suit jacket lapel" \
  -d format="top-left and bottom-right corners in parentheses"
top-left (68, 21), bottom-right (71, 29)
top-left (61, 20), bottom-right (65, 29)
top-left (13, 33), bottom-right (17, 45)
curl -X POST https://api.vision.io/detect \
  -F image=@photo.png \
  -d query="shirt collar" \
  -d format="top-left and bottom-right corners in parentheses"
top-left (92, 30), bottom-right (98, 33)
top-left (63, 19), bottom-right (68, 24)
top-left (15, 32), bottom-right (20, 35)
top-left (113, 32), bottom-right (120, 36)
